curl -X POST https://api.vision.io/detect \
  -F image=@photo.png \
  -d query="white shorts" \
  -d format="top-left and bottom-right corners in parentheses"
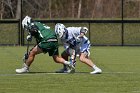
top-left (64, 40), bottom-right (91, 57)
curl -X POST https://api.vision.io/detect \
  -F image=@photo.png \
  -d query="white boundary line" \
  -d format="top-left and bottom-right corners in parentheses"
top-left (0, 71), bottom-right (139, 76)
top-left (0, 73), bottom-right (68, 76)
top-left (132, 91), bottom-right (140, 93)
top-left (104, 72), bottom-right (136, 74)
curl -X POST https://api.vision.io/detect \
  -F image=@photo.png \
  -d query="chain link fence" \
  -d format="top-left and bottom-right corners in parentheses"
top-left (0, 0), bottom-right (140, 46)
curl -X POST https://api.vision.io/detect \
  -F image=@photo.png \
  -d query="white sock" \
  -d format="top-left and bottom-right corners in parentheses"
top-left (64, 61), bottom-right (70, 65)
top-left (23, 63), bottom-right (29, 69)
top-left (92, 65), bottom-right (99, 70)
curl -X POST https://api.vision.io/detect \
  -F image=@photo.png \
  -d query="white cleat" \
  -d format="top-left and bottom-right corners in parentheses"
top-left (55, 67), bottom-right (75, 73)
top-left (67, 64), bottom-right (75, 73)
top-left (16, 63), bottom-right (29, 74)
top-left (16, 67), bottom-right (29, 74)
top-left (66, 69), bottom-right (75, 73)
top-left (90, 68), bottom-right (102, 74)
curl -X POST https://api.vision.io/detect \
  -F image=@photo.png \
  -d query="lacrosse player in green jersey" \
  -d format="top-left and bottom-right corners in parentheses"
top-left (16, 16), bottom-right (74, 73)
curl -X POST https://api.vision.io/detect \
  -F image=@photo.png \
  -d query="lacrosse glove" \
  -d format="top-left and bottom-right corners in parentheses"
top-left (26, 35), bottom-right (32, 41)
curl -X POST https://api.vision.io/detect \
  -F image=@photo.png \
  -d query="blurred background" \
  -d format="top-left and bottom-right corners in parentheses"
top-left (0, 0), bottom-right (140, 46)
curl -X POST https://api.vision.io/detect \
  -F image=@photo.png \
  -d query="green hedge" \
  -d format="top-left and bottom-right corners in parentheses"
top-left (0, 23), bottom-right (140, 45)
top-left (0, 24), bottom-right (19, 45)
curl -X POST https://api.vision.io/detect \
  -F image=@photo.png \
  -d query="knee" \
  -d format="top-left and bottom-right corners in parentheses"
top-left (53, 55), bottom-right (59, 63)
top-left (79, 56), bottom-right (84, 63)
top-left (54, 59), bottom-right (59, 63)
top-left (29, 51), bottom-right (36, 57)
top-left (61, 52), bottom-right (68, 61)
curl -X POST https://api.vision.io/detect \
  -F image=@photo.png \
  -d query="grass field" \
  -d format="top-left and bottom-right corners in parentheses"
top-left (0, 46), bottom-right (140, 93)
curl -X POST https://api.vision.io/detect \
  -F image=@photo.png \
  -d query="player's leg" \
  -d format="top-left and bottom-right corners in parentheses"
top-left (52, 54), bottom-right (75, 72)
top-left (46, 42), bottom-right (75, 72)
top-left (16, 45), bottom-right (43, 73)
top-left (79, 43), bottom-right (102, 74)
top-left (55, 50), bottom-right (69, 73)
top-left (62, 50), bottom-right (69, 69)
top-left (55, 47), bottom-right (77, 73)
top-left (26, 45), bottom-right (43, 66)
top-left (79, 53), bottom-right (94, 67)
top-left (52, 55), bottom-right (72, 65)
top-left (79, 52), bottom-right (102, 74)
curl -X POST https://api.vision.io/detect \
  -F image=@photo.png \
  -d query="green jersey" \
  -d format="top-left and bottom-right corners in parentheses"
top-left (30, 22), bottom-right (58, 55)
top-left (33, 22), bottom-right (57, 43)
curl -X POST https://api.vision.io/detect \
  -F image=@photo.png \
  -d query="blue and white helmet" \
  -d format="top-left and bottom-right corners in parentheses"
top-left (22, 16), bottom-right (32, 30)
top-left (80, 27), bottom-right (88, 34)
top-left (55, 23), bottom-right (66, 38)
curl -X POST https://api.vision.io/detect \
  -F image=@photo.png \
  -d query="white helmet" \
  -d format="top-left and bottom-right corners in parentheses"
top-left (22, 16), bottom-right (32, 29)
top-left (55, 23), bottom-right (66, 38)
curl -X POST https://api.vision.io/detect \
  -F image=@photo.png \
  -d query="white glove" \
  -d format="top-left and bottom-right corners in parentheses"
top-left (26, 35), bottom-right (32, 41)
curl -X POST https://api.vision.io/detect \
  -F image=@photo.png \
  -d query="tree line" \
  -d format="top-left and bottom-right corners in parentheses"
top-left (0, 0), bottom-right (140, 19)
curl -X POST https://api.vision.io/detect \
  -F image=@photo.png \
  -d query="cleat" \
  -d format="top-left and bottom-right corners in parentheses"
top-left (67, 64), bottom-right (75, 70)
top-left (55, 68), bottom-right (68, 73)
top-left (16, 63), bottom-right (29, 74)
top-left (16, 67), bottom-right (29, 73)
top-left (55, 64), bottom-right (75, 73)
top-left (55, 61), bottom-right (75, 73)
top-left (66, 69), bottom-right (75, 73)
top-left (67, 64), bottom-right (75, 73)
top-left (90, 68), bottom-right (102, 74)
top-left (55, 67), bottom-right (75, 73)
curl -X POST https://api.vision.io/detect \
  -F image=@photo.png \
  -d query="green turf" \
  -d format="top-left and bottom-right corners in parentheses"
top-left (0, 46), bottom-right (140, 93)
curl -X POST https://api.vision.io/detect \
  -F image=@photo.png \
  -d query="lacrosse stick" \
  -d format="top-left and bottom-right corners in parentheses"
top-left (23, 41), bottom-right (30, 63)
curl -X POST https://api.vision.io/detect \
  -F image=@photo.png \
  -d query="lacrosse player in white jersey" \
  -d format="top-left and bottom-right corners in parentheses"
top-left (55, 23), bottom-right (102, 74)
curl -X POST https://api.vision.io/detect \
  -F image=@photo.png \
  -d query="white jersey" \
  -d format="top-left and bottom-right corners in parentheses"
top-left (61, 27), bottom-right (81, 48)
top-left (61, 27), bottom-right (91, 56)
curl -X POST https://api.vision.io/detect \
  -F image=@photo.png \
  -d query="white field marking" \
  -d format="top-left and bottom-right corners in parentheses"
top-left (103, 72), bottom-right (136, 74)
top-left (0, 73), bottom-right (68, 76)
top-left (0, 71), bottom-right (139, 76)
top-left (0, 88), bottom-right (17, 90)
top-left (132, 91), bottom-right (140, 93)
top-left (16, 72), bottom-right (68, 76)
